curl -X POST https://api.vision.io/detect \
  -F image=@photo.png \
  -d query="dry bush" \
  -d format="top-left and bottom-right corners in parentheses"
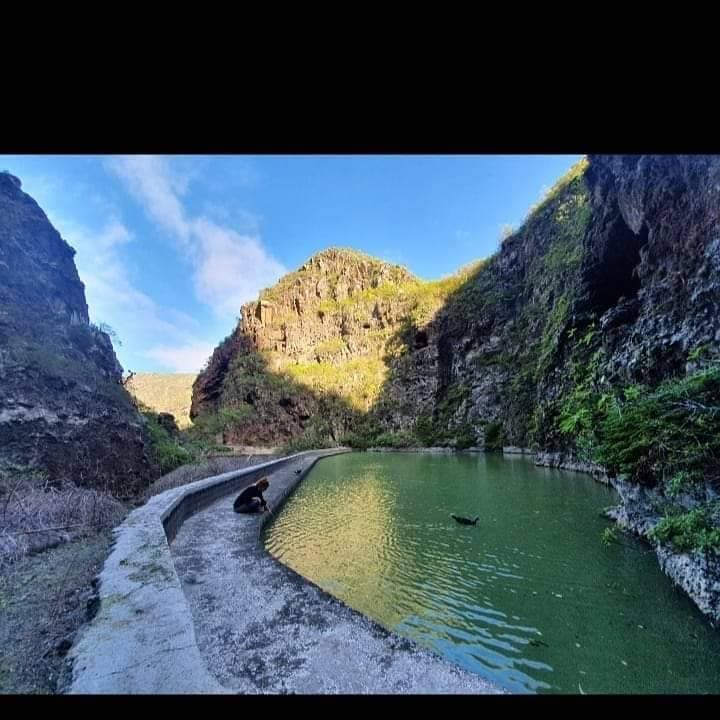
top-left (0, 473), bottom-right (126, 569)
top-left (146, 454), bottom-right (277, 499)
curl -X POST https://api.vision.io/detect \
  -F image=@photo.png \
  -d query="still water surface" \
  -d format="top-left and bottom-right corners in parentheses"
top-left (263, 453), bottom-right (720, 693)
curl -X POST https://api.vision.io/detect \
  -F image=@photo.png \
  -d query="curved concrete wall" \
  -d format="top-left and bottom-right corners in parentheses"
top-left (66, 450), bottom-right (345, 693)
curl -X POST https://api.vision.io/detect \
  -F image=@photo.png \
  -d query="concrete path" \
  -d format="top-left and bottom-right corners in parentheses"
top-left (171, 452), bottom-right (505, 694)
top-left (66, 451), bottom-right (325, 693)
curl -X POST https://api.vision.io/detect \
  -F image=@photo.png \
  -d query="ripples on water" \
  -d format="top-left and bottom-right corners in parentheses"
top-left (263, 453), bottom-right (720, 694)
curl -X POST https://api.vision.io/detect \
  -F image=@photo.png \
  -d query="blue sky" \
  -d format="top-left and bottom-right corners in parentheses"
top-left (0, 155), bottom-right (581, 373)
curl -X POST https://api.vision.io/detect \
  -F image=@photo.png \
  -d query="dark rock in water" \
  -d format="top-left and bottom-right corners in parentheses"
top-left (0, 171), bottom-right (153, 494)
top-left (451, 514), bottom-right (479, 526)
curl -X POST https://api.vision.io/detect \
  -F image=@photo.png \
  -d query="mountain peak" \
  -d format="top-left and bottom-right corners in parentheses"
top-left (257, 247), bottom-right (417, 307)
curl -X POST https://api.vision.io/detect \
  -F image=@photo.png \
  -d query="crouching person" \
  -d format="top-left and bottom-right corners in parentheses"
top-left (233, 477), bottom-right (271, 514)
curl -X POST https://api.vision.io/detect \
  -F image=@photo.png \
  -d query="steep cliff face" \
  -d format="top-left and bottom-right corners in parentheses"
top-left (0, 173), bottom-right (153, 495)
top-left (423, 155), bottom-right (720, 457)
top-left (191, 247), bottom-right (474, 445)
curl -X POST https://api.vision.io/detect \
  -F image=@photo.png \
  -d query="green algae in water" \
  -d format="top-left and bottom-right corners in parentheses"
top-left (263, 453), bottom-right (720, 694)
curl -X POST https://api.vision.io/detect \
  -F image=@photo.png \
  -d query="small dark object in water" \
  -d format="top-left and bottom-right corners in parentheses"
top-left (451, 514), bottom-right (479, 526)
top-left (294, 469), bottom-right (302, 475)
top-left (529, 639), bottom-right (549, 648)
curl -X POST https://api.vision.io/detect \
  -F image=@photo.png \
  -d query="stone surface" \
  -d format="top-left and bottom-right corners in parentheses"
top-left (607, 477), bottom-right (720, 625)
top-left (65, 453), bottom-right (318, 694)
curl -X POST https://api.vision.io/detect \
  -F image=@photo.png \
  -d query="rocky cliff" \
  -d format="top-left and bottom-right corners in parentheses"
top-left (190, 247), bottom-right (479, 446)
top-left (0, 172), bottom-right (153, 496)
top-left (405, 155), bottom-right (720, 454)
top-left (126, 373), bottom-right (196, 429)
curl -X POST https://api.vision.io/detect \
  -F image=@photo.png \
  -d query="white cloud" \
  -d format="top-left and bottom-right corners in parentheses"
top-left (105, 156), bottom-right (192, 248)
top-left (13, 170), bottom-right (221, 374)
top-left (46, 213), bottom-right (214, 373)
top-left (192, 218), bottom-right (286, 318)
top-left (96, 218), bottom-right (133, 250)
top-left (145, 342), bottom-right (215, 373)
top-left (106, 155), bottom-right (285, 318)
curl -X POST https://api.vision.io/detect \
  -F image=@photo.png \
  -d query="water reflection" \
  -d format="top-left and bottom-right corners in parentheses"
top-left (264, 453), bottom-right (720, 694)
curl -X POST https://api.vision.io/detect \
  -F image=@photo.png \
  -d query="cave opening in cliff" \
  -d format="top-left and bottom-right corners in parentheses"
top-left (593, 214), bottom-right (648, 314)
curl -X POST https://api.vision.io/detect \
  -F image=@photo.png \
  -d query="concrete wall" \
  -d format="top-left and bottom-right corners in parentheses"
top-left (65, 449), bottom-right (346, 693)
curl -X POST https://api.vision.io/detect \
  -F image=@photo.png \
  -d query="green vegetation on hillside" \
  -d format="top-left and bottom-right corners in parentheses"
top-left (285, 357), bottom-right (388, 412)
top-left (141, 405), bottom-right (251, 476)
top-left (596, 366), bottom-right (720, 490)
top-left (553, 362), bottom-right (720, 553)
top-left (143, 411), bottom-right (194, 474)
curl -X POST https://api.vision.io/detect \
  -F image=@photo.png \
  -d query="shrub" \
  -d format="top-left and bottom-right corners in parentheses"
top-left (596, 366), bottom-right (720, 486)
top-left (144, 411), bottom-right (195, 475)
top-left (483, 421), bottom-right (503, 451)
top-left (649, 504), bottom-right (720, 553)
top-left (340, 431), bottom-right (375, 450)
top-left (282, 431), bottom-right (336, 454)
top-left (372, 430), bottom-right (418, 448)
top-left (146, 455), bottom-right (273, 498)
top-left (0, 468), bottom-right (125, 567)
top-left (413, 415), bottom-right (437, 446)
top-left (666, 470), bottom-right (696, 498)
top-left (453, 424), bottom-right (479, 450)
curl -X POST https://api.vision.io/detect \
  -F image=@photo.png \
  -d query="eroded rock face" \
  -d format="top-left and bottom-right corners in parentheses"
top-left (411, 155), bottom-right (720, 453)
top-left (0, 173), bottom-right (152, 495)
top-left (607, 477), bottom-right (720, 624)
top-left (582, 155), bottom-right (720, 385)
top-left (241, 249), bottom-right (416, 364)
top-left (191, 248), bottom-right (428, 445)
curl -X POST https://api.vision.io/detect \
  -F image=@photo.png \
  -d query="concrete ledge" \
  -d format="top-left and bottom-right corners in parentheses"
top-left (66, 449), bottom-right (344, 693)
top-left (502, 446), bottom-right (535, 455)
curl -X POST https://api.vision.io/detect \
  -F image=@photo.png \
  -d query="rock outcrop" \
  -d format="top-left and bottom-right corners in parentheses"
top-left (191, 248), bottom-right (474, 446)
top-left (0, 172), bottom-right (152, 495)
top-left (125, 373), bottom-right (196, 429)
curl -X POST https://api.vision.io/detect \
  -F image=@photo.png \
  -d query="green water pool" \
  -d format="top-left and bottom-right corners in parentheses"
top-left (263, 452), bottom-right (720, 694)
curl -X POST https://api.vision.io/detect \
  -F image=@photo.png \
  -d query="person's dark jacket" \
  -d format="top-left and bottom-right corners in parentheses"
top-left (233, 483), bottom-right (268, 512)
